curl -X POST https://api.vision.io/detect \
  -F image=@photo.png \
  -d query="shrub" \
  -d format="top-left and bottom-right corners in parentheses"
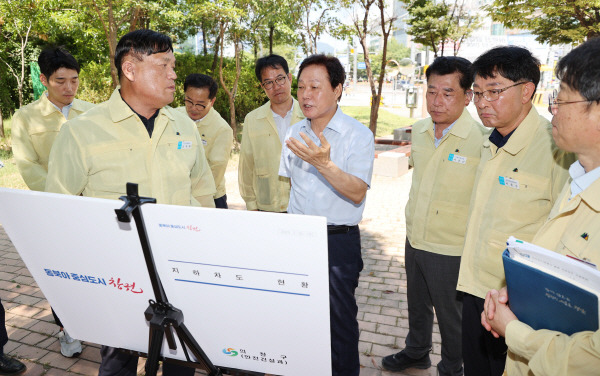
top-left (77, 61), bottom-right (113, 104)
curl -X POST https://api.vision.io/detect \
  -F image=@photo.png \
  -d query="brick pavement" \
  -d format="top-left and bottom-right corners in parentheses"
top-left (0, 162), bottom-right (442, 375)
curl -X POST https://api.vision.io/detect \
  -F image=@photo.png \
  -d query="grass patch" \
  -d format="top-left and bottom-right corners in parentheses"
top-left (341, 106), bottom-right (416, 137)
top-left (0, 118), bottom-right (27, 190)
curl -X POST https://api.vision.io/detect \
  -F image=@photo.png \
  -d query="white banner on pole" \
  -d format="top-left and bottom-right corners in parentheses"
top-left (0, 188), bottom-right (331, 375)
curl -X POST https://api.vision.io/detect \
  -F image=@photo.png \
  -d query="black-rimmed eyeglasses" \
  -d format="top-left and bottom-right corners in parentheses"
top-left (184, 99), bottom-right (207, 110)
top-left (262, 75), bottom-right (287, 90)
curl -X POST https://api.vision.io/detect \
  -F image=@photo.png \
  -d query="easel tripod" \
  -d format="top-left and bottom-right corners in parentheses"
top-left (115, 183), bottom-right (264, 376)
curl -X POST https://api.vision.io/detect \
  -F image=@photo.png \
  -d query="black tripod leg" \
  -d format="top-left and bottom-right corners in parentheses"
top-left (145, 323), bottom-right (166, 376)
top-left (174, 323), bottom-right (222, 376)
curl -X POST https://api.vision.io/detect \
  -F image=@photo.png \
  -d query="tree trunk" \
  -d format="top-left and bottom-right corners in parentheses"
top-left (17, 29), bottom-right (28, 107)
top-left (355, 0), bottom-right (377, 135)
top-left (92, 0), bottom-right (119, 88)
top-left (107, 0), bottom-right (118, 88)
top-left (211, 32), bottom-right (221, 74)
top-left (201, 23), bottom-right (208, 56)
top-left (269, 24), bottom-right (274, 55)
top-left (369, 100), bottom-right (380, 135)
top-left (218, 25), bottom-right (242, 150)
top-left (228, 95), bottom-right (237, 148)
top-left (367, 0), bottom-right (394, 136)
top-left (108, 38), bottom-right (118, 88)
top-left (17, 83), bottom-right (23, 108)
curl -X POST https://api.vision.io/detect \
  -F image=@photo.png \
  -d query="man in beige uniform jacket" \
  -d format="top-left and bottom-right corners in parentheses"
top-left (11, 46), bottom-right (94, 360)
top-left (180, 73), bottom-right (233, 208)
top-left (12, 46), bottom-right (94, 192)
top-left (46, 29), bottom-right (214, 376)
top-left (239, 54), bottom-right (304, 212)
top-left (481, 37), bottom-right (600, 376)
top-left (456, 46), bottom-right (573, 376)
top-left (382, 56), bottom-right (486, 376)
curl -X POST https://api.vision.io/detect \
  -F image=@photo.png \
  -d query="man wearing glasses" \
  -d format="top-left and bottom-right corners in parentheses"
top-left (181, 74), bottom-right (233, 208)
top-left (239, 54), bottom-right (304, 212)
top-left (480, 37), bottom-right (600, 376)
top-left (456, 46), bottom-right (573, 375)
top-left (381, 56), bottom-right (486, 376)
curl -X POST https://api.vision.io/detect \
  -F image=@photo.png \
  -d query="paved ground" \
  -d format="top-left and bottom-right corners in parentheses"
top-left (0, 156), bottom-right (441, 375)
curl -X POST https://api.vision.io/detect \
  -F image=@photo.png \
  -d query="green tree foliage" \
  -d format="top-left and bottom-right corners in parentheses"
top-left (485, 0), bottom-right (600, 45)
top-left (406, 0), bottom-right (479, 57)
top-left (0, 0), bottom-right (46, 107)
top-left (406, 0), bottom-right (451, 58)
top-left (77, 60), bottom-right (113, 104)
top-left (296, 0), bottom-right (343, 55)
top-left (0, 0), bottom-right (48, 135)
top-left (448, 0), bottom-right (481, 56)
top-left (0, 0), bottom-right (335, 141)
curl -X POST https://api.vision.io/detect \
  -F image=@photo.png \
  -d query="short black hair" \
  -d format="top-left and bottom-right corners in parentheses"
top-left (115, 29), bottom-right (173, 80)
top-left (254, 54), bottom-right (289, 82)
top-left (556, 37), bottom-right (600, 105)
top-left (38, 46), bottom-right (80, 78)
top-left (471, 46), bottom-right (540, 98)
top-left (184, 74), bottom-right (218, 99)
top-left (298, 54), bottom-right (346, 102)
top-left (427, 56), bottom-right (473, 91)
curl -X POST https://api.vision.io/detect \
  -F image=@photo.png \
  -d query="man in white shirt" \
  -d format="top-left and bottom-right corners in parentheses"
top-left (280, 54), bottom-right (374, 376)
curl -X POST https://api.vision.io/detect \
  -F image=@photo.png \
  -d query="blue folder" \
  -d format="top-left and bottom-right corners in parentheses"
top-left (503, 249), bottom-right (599, 336)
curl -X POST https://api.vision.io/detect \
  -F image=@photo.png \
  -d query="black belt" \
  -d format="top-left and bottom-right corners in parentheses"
top-left (327, 225), bottom-right (358, 235)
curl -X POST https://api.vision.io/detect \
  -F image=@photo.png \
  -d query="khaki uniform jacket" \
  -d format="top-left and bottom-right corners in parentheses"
top-left (46, 89), bottom-right (216, 206)
top-left (406, 109), bottom-right (488, 256)
top-left (178, 107), bottom-right (233, 199)
top-left (457, 107), bottom-right (574, 298)
top-left (238, 99), bottom-right (304, 211)
top-left (11, 93), bottom-right (94, 191)
top-left (505, 177), bottom-right (600, 375)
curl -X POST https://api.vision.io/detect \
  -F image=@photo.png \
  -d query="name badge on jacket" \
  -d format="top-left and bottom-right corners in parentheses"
top-left (499, 176), bottom-right (520, 189)
top-left (177, 141), bottom-right (192, 149)
top-left (448, 153), bottom-right (466, 164)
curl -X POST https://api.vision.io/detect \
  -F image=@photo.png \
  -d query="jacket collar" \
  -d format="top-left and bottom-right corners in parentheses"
top-left (108, 88), bottom-right (173, 123)
top-left (498, 106), bottom-right (542, 156)
top-left (39, 92), bottom-right (59, 117)
top-left (419, 108), bottom-right (476, 140)
top-left (578, 173), bottom-right (600, 212)
top-left (256, 98), bottom-right (303, 119)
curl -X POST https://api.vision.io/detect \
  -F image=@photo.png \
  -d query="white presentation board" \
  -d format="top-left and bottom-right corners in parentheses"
top-left (0, 188), bottom-right (331, 375)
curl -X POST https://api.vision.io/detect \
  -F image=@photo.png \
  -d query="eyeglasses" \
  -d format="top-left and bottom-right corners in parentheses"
top-left (472, 81), bottom-right (529, 103)
top-left (547, 89), bottom-right (591, 115)
top-left (184, 99), bottom-right (206, 110)
top-left (262, 75), bottom-right (287, 90)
